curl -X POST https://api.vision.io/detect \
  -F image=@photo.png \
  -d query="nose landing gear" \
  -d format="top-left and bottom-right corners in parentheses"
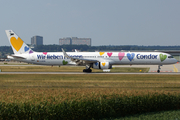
top-left (157, 65), bottom-right (162, 73)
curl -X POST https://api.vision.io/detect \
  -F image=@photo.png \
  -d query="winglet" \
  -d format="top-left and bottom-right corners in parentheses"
top-left (75, 49), bottom-right (78, 52)
top-left (62, 48), bottom-right (70, 58)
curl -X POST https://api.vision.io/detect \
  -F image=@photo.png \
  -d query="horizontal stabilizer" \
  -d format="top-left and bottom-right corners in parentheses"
top-left (7, 55), bottom-right (26, 59)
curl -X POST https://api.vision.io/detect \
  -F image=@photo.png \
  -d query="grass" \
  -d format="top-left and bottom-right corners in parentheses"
top-left (0, 88), bottom-right (178, 104)
top-left (0, 74), bottom-right (180, 90)
top-left (112, 110), bottom-right (180, 120)
top-left (0, 65), bottom-right (149, 72)
top-left (1, 92), bottom-right (180, 119)
top-left (0, 74), bottom-right (180, 119)
top-left (0, 74), bottom-right (180, 102)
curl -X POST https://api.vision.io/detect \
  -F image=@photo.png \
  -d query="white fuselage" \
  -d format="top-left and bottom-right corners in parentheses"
top-left (9, 51), bottom-right (177, 66)
top-left (5, 30), bottom-right (178, 72)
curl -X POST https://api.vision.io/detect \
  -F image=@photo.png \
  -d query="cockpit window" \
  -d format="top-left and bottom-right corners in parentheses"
top-left (168, 56), bottom-right (174, 58)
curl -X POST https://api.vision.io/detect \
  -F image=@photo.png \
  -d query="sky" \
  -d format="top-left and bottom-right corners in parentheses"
top-left (0, 0), bottom-right (180, 46)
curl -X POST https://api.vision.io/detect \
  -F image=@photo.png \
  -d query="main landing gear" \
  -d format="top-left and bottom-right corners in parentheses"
top-left (83, 64), bottom-right (92, 73)
top-left (157, 65), bottom-right (162, 73)
top-left (83, 69), bottom-right (92, 73)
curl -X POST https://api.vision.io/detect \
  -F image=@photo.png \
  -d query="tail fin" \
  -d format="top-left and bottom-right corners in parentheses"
top-left (5, 30), bottom-right (33, 54)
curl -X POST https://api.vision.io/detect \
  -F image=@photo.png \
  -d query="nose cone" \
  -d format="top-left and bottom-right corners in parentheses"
top-left (173, 58), bottom-right (178, 64)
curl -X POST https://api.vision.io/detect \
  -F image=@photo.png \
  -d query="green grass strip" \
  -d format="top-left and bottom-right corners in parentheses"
top-left (0, 93), bottom-right (180, 120)
top-left (113, 110), bottom-right (180, 120)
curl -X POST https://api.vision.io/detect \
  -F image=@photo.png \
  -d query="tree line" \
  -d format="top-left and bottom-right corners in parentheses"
top-left (34, 45), bottom-right (180, 52)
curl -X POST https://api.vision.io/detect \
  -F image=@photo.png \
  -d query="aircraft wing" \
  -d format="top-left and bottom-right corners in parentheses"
top-left (62, 48), bottom-right (98, 65)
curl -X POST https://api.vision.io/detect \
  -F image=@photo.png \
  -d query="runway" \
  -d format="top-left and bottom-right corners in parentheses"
top-left (0, 72), bottom-right (180, 75)
top-left (113, 63), bottom-right (180, 73)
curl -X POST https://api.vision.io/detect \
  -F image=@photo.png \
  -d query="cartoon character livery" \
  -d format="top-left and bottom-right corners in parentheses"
top-left (5, 30), bottom-right (177, 73)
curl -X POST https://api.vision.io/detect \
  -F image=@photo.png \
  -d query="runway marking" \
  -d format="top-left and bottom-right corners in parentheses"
top-left (173, 65), bottom-right (178, 72)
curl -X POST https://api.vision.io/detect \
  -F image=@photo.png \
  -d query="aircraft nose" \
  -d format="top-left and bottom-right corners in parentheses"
top-left (174, 58), bottom-right (178, 63)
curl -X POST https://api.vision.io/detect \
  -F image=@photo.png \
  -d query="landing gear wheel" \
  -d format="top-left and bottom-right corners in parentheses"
top-left (83, 69), bottom-right (92, 73)
top-left (157, 65), bottom-right (161, 73)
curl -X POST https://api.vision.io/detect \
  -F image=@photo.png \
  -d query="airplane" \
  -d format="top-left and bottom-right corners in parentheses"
top-left (5, 30), bottom-right (177, 73)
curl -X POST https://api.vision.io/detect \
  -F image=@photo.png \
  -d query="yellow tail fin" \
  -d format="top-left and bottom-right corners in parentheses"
top-left (5, 30), bottom-right (33, 54)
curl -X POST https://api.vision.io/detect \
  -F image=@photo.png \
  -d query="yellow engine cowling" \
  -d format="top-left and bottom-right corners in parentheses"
top-left (92, 62), bottom-right (112, 69)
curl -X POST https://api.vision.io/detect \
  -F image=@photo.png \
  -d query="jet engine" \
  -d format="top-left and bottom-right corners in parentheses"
top-left (92, 62), bottom-right (112, 69)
